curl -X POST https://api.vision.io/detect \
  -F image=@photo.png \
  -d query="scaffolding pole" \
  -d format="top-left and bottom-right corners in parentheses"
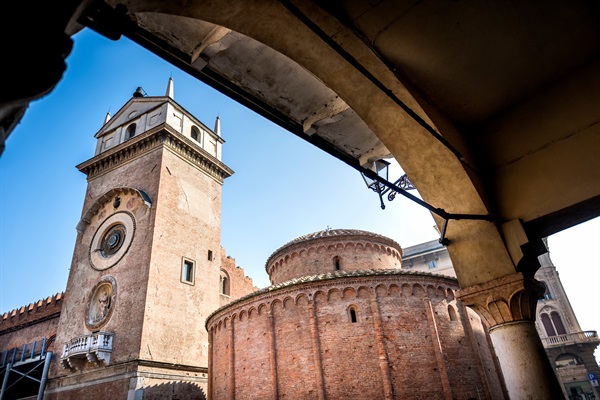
top-left (37, 351), bottom-right (52, 400)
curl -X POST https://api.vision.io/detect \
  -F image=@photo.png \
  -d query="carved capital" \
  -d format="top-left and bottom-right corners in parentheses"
top-left (457, 272), bottom-right (544, 328)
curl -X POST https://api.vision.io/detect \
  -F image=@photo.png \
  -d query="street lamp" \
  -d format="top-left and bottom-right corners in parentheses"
top-left (361, 159), bottom-right (415, 209)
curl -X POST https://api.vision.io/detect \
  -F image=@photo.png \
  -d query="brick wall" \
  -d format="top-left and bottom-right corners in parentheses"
top-left (0, 293), bottom-right (63, 354)
top-left (266, 231), bottom-right (402, 285)
top-left (219, 248), bottom-right (257, 308)
top-left (207, 271), bottom-right (506, 400)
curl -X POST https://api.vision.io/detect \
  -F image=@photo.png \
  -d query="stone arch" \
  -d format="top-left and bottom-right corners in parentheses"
top-left (220, 269), bottom-right (230, 296)
top-left (190, 125), bottom-right (200, 142)
top-left (413, 284), bottom-right (425, 297)
top-left (248, 307), bottom-right (257, 318)
top-left (77, 187), bottom-right (152, 234)
top-left (282, 296), bottom-right (294, 309)
top-left (446, 289), bottom-right (456, 301)
top-left (356, 243), bottom-right (364, 251)
top-left (375, 284), bottom-right (388, 297)
top-left (448, 305), bottom-right (458, 322)
top-left (342, 287), bottom-right (356, 298)
top-left (239, 309), bottom-right (247, 321)
top-left (332, 255), bottom-right (342, 271)
top-left (327, 288), bottom-right (343, 301)
top-left (554, 353), bottom-right (583, 368)
top-left (426, 285), bottom-right (438, 298)
top-left (295, 293), bottom-right (309, 306)
top-left (270, 299), bottom-right (283, 311)
top-left (313, 290), bottom-right (327, 303)
top-left (357, 286), bottom-right (371, 298)
top-left (258, 303), bottom-right (268, 315)
top-left (347, 304), bottom-right (360, 323)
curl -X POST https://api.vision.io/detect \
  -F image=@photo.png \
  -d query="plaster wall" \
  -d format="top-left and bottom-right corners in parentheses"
top-left (51, 147), bottom-right (162, 381)
top-left (139, 146), bottom-right (222, 368)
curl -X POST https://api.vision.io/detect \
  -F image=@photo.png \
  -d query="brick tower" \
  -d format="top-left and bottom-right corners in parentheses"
top-left (47, 78), bottom-right (233, 399)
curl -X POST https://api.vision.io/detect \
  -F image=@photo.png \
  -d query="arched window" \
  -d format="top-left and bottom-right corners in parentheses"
top-left (191, 126), bottom-right (200, 142)
top-left (348, 305), bottom-right (359, 323)
top-left (333, 256), bottom-right (341, 271)
top-left (551, 311), bottom-right (566, 335)
top-left (541, 313), bottom-right (556, 337)
top-left (448, 305), bottom-right (457, 321)
top-left (220, 270), bottom-right (230, 296)
top-left (126, 123), bottom-right (136, 139)
top-left (555, 353), bottom-right (582, 368)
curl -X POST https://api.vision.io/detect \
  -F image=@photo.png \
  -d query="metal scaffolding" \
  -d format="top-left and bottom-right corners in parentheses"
top-left (0, 338), bottom-right (52, 400)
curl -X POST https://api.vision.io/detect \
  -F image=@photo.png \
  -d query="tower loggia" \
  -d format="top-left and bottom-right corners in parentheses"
top-left (47, 78), bottom-right (233, 399)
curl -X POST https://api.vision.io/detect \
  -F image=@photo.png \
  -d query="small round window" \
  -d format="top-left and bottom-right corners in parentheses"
top-left (101, 224), bottom-right (126, 257)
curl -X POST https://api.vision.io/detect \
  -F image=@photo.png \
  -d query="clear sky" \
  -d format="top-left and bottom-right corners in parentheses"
top-left (1, 28), bottom-right (598, 361)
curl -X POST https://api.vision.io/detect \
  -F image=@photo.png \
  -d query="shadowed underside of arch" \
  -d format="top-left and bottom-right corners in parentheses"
top-left (2, 0), bottom-right (599, 287)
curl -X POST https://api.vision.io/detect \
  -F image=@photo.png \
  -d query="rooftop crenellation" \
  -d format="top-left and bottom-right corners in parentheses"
top-left (0, 292), bottom-right (64, 330)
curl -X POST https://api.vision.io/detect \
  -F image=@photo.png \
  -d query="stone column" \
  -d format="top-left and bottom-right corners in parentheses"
top-left (458, 272), bottom-right (563, 400)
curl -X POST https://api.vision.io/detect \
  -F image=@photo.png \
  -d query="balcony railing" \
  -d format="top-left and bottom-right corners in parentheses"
top-left (60, 332), bottom-right (113, 370)
top-left (542, 330), bottom-right (598, 347)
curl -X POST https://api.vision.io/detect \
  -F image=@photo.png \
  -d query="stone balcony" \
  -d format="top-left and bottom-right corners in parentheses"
top-left (60, 332), bottom-right (113, 370)
top-left (541, 330), bottom-right (599, 348)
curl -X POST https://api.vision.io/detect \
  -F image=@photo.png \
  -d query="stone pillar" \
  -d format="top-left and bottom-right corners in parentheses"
top-left (458, 272), bottom-right (563, 400)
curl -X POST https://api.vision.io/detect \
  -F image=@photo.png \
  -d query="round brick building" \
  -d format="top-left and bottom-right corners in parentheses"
top-left (206, 229), bottom-right (505, 399)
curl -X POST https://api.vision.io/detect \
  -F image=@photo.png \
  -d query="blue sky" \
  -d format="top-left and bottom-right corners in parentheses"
top-left (1, 28), bottom-right (598, 359)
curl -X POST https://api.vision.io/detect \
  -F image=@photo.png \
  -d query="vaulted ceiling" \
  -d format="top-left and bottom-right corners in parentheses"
top-left (2, 0), bottom-right (599, 284)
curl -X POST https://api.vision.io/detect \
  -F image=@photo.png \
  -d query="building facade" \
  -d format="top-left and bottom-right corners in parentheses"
top-left (403, 240), bottom-right (600, 400)
top-left (0, 79), bottom-right (256, 399)
top-left (206, 229), bottom-right (506, 399)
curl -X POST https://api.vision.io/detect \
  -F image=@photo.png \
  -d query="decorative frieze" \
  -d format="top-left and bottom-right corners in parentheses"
top-left (77, 125), bottom-right (233, 182)
top-left (457, 272), bottom-right (544, 328)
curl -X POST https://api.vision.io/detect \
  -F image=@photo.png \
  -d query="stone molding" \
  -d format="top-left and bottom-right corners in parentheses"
top-left (76, 187), bottom-right (151, 235)
top-left (77, 124), bottom-right (233, 183)
top-left (457, 272), bottom-right (544, 328)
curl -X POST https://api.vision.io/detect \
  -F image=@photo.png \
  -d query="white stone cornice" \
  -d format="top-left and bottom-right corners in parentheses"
top-left (77, 124), bottom-right (233, 182)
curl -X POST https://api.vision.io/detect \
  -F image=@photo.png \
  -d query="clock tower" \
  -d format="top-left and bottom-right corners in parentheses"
top-left (47, 78), bottom-right (232, 399)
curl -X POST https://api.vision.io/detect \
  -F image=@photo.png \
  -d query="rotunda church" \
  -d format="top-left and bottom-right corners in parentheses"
top-left (206, 229), bottom-right (506, 399)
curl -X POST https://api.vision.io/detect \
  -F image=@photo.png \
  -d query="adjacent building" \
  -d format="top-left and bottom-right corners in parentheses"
top-left (402, 239), bottom-right (600, 400)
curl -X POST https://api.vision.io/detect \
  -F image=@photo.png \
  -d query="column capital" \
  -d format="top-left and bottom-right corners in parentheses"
top-left (457, 272), bottom-right (544, 328)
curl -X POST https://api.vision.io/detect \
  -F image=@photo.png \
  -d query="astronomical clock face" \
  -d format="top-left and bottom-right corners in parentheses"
top-left (89, 211), bottom-right (136, 270)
